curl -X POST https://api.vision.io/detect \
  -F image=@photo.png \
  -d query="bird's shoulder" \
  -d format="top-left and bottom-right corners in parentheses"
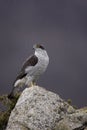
top-left (21, 54), bottom-right (38, 71)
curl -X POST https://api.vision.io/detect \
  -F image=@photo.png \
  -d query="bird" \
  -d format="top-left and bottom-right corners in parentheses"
top-left (8, 44), bottom-right (49, 99)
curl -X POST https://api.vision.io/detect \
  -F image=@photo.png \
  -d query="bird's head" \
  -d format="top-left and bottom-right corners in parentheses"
top-left (33, 44), bottom-right (45, 50)
top-left (33, 44), bottom-right (49, 61)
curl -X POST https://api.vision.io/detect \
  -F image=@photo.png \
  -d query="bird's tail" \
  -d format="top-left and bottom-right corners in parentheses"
top-left (8, 87), bottom-right (15, 99)
top-left (8, 87), bottom-right (21, 99)
top-left (8, 80), bottom-right (25, 99)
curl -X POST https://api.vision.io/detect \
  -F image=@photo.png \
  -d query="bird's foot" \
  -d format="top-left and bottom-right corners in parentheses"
top-left (29, 82), bottom-right (34, 87)
top-left (29, 82), bottom-right (37, 87)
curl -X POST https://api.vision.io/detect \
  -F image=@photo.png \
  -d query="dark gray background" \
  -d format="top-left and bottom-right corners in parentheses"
top-left (0, 0), bottom-right (87, 107)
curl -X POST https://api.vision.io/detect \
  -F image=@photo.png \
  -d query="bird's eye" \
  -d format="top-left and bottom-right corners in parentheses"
top-left (39, 45), bottom-right (45, 50)
top-left (35, 44), bottom-right (45, 50)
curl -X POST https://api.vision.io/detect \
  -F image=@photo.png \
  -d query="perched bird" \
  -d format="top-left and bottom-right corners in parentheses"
top-left (8, 44), bottom-right (49, 99)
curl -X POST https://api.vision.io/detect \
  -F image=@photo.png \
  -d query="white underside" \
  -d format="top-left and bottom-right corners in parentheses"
top-left (14, 78), bottom-right (26, 87)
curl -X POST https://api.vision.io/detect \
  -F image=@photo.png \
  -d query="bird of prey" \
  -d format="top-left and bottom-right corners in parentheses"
top-left (8, 44), bottom-right (49, 98)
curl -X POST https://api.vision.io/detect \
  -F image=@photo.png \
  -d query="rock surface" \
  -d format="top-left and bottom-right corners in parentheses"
top-left (6, 86), bottom-right (87, 130)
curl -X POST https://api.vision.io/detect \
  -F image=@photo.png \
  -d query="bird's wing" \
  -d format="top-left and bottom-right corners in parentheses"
top-left (21, 55), bottom-right (38, 71)
top-left (15, 55), bottom-right (38, 81)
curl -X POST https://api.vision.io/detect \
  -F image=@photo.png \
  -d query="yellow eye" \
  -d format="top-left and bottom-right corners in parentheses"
top-left (36, 44), bottom-right (40, 48)
top-left (36, 44), bottom-right (45, 50)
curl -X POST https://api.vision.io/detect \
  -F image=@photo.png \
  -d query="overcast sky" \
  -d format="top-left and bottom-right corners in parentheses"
top-left (0, 0), bottom-right (87, 107)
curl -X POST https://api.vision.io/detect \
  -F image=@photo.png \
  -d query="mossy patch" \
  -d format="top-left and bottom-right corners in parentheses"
top-left (54, 121), bottom-right (71, 130)
top-left (0, 94), bottom-right (20, 130)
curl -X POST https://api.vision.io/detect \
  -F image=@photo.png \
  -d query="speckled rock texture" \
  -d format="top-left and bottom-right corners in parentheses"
top-left (6, 86), bottom-right (87, 130)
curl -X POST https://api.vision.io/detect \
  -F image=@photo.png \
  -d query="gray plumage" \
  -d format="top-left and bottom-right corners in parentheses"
top-left (8, 44), bottom-right (49, 98)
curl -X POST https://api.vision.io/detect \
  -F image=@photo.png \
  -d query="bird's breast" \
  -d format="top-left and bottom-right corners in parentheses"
top-left (36, 55), bottom-right (49, 74)
top-left (25, 52), bottom-right (49, 77)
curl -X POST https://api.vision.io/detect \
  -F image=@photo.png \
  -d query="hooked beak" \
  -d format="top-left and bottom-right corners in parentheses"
top-left (33, 44), bottom-right (36, 50)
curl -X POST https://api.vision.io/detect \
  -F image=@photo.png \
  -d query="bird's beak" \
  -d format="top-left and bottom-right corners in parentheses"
top-left (33, 44), bottom-right (36, 50)
top-left (33, 46), bottom-right (35, 50)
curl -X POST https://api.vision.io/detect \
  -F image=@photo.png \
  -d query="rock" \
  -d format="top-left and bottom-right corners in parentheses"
top-left (6, 86), bottom-right (87, 130)
top-left (55, 111), bottom-right (87, 130)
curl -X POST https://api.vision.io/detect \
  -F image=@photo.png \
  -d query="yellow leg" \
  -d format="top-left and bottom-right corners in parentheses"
top-left (33, 82), bottom-right (37, 86)
top-left (30, 82), bottom-right (34, 87)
